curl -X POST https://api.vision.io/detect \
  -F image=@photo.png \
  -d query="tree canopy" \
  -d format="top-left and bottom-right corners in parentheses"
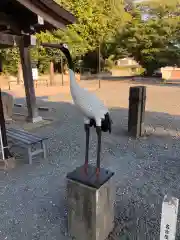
top-left (1, 0), bottom-right (180, 76)
top-left (110, 0), bottom-right (180, 75)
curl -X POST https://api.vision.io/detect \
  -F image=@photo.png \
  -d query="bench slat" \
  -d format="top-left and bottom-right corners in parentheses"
top-left (9, 128), bottom-right (48, 140)
top-left (6, 128), bottom-right (48, 164)
top-left (8, 128), bottom-right (47, 142)
top-left (7, 129), bottom-right (43, 144)
top-left (8, 128), bottom-right (42, 139)
top-left (7, 132), bottom-right (33, 144)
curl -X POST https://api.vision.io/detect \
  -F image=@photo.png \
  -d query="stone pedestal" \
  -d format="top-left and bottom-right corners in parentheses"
top-left (67, 165), bottom-right (115, 240)
top-left (1, 91), bottom-right (14, 121)
top-left (26, 115), bottom-right (42, 123)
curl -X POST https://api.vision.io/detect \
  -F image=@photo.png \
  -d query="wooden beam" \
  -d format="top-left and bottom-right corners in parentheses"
top-left (0, 12), bottom-right (21, 34)
top-left (23, 35), bottom-right (36, 47)
top-left (16, 0), bottom-right (66, 29)
top-left (0, 33), bottom-right (36, 48)
top-left (39, 0), bottom-right (76, 24)
top-left (0, 33), bottom-right (21, 47)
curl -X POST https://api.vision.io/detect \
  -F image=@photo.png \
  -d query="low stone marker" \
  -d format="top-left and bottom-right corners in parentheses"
top-left (1, 91), bottom-right (14, 121)
top-left (160, 195), bottom-right (179, 240)
top-left (67, 165), bottom-right (115, 240)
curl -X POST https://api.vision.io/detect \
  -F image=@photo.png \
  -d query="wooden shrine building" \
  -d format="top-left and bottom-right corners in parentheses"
top-left (0, 0), bottom-right (75, 122)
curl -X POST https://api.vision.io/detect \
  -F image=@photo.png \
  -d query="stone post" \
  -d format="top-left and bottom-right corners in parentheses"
top-left (128, 86), bottom-right (146, 138)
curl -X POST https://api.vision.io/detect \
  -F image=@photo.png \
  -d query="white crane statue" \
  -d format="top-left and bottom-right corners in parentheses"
top-left (42, 43), bottom-right (112, 176)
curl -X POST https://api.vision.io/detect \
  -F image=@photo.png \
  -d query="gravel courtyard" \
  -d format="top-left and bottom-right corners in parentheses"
top-left (0, 79), bottom-right (180, 240)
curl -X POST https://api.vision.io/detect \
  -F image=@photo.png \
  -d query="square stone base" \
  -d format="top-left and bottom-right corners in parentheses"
top-left (67, 164), bottom-right (115, 240)
top-left (26, 115), bottom-right (43, 123)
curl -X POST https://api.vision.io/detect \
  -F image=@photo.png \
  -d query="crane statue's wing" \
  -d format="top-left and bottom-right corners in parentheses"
top-left (71, 87), bottom-right (108, 119)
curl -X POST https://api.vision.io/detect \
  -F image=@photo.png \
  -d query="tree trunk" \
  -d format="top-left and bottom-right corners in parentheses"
top-left (17, 63), bottom-right (23, 84)
top-left (49, 61), bottom-right (54, 86)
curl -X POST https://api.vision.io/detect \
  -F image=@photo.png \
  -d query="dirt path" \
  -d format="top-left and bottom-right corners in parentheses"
top-left (4, 78), bottom-right (180, 116)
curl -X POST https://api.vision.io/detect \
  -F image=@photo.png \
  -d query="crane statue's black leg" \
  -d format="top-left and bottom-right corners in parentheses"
top-left (96, 126), bottom-right (102, 177)
top-left (84, 124), bottom-right (90, 174)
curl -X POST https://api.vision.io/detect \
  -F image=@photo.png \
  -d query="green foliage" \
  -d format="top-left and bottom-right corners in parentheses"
top-left (1, 0), bottom-right (128, 75)
top-left (104, 55), bottom-right (115, 70)
top-left (1, 0), bottom-right (180, 76)
top-left (56, 0), bottom-right (129, 46)
top-left (0, 48), bottom-right (20, 75)
top-left (111, 0), bottom-right (180, 75)
top-left (136, 67), bottom-right (145, 75)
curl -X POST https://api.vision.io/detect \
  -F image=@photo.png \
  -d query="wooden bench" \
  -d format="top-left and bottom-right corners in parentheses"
top-left (6, 128), bottom-right (48, 164)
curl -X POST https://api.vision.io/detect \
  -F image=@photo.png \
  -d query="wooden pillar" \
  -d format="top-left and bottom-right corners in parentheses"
top-left (49, 61), bottom-right (54, 86)
top-left (128, 86), bottom-right (146, 138)
top-left (19, 38), bottom-right (42, 123)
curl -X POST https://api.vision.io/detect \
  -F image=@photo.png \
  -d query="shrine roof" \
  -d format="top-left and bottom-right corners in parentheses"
top-left (0, 0), bottom-right (76, 34)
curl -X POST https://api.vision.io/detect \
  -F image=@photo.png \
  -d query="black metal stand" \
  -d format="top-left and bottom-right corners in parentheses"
top-left (128, 86), bottom-right (146, 138)
top-left (84, 124), bottom-right (90, 173)
top-left (96, 127), bottom-right (102, 175)
top-left (67, 165), bottom-right (114, 189)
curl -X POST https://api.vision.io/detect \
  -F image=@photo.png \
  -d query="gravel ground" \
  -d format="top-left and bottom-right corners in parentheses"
top-left (1, 82), bottom-right (180, 240)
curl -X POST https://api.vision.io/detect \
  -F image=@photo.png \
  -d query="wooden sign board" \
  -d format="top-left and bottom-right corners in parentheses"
top-left (160, 195), bottom-right (179, 240)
